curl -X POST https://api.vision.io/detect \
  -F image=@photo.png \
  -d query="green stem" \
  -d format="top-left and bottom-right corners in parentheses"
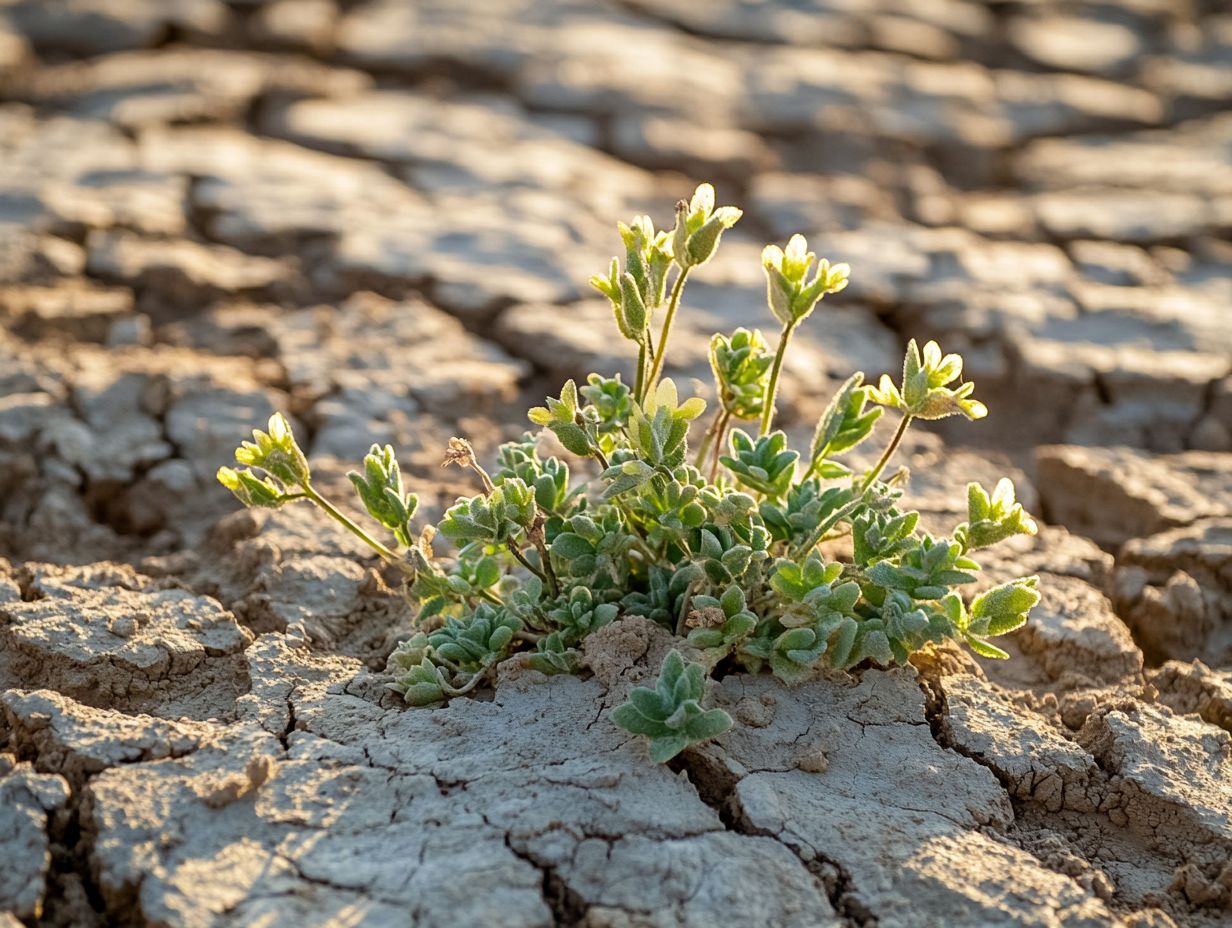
top-left (792, 494), bottom-right (867, 559)
top-left (589, 442), bottom-right (655, 559)
top-left (507, 543), bottom-right (549, 586)
top-left (304, 486), bottom-right (410, 573)
top-left (694, 404), bottom-right (725, 470)
top-left (760, 319), bottom-right (797, 437)
top-left (531, 535), bottom-right (560, 598)
top-left (645, 268), bottom-right (690, 397)
top-left (634, 338), bottom-right (647, 406)
top-left (860, 414), bottom-right (912, 493)
top-left (675, 580), bottom-right (698, 636)
top-left (708, 408), bottom-right (732, 484)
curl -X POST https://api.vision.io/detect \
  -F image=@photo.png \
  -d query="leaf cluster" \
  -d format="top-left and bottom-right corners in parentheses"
top-left (219, 182), bottom-right (1042, 764)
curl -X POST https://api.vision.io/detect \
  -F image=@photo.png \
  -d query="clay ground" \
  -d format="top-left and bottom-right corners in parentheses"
top-left (1, 1), bottom-right (1231, 926)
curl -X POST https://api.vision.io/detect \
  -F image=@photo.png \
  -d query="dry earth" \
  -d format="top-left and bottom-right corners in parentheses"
top-left (1, 0), bottom-right (1231, 926)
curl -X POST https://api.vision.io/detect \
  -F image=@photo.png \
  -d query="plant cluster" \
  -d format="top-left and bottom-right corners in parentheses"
top-left (220, 184), bottom-right (1040, 763)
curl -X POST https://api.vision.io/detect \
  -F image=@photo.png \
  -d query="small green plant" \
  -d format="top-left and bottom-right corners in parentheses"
top-left (220, 183), bottom-right (1040, 763)
top-left (610, 650), bottom-right (733, 762)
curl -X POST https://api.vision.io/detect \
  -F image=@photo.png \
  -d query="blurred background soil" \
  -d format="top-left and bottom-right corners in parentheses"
top-left (0, 2), bottom-right (1230, 926)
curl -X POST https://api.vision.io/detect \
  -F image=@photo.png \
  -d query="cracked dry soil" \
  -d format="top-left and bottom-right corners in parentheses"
top-left (1, 0), bottom-right (1231, 925)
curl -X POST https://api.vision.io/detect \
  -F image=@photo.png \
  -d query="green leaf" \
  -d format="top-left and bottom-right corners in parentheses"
top-left (673, 183), bottom-right (741, 269)
top-left (529, 381), bottom-right (595, 457)
top-left (871, 339), bottom-right (986, 422)
top-left (612, 650), bottom-right (729, 763)
top-left (347, 444), bottom-right (418, 546)
top-left (957, 478), bottom-right (1039, 550)
top-left (552, 532), bottom-right (595, 560)
top-left (761, 235), bottom-right (849, 324)
top-left (684, 708), bottom-right (734, 742)
top-left (217, 466), bottom-right (287, 509)
top-left (620, 271), bottom-right (648, 334)
top-left (964, 633), bottom-right (1010, 660)
top-left (649, 734), bottom-right (692, 764)
top-left (810, 373), bottom-right (883, 465)
top-left (231, 412), bottom-right (312, 488)
top-left (969, 576), bottom-right (1040, 636)
top-left (721, 429), bottom-right (798, 501)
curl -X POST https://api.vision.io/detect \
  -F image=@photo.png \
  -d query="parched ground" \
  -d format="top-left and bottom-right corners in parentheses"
top-left (1, 1), bottom-right (1231, 926)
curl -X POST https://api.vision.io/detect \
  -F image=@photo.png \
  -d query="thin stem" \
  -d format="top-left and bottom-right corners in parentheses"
top-left (645, 268), bottom-right (690, 397)
top-left (616, 500), bottom-right (655, 555)
top-left (440, 660), bottom-right (497, 697)
top-left (791, 494), bottom-right (867, 559)
top-left (634, 338), bottom-right (647, 406)
top-left (587, 440), bottom-right (654, 559)
top-left (531, 535), bottom-right (560, 598)
top-left (469, 462), bottom-right (495, 495)
top-left (693, 405), bottom-right (723, 469)
top-left (799, 452), bottom-right (824, 484)
top-left (507, 543), bottom-right (548, 585)
top-left (708, 408), bottom-right (732, 484)
top-left (860, 414), bottom-right (912, 493)
top-left (675, 579), bottom-right (698, 636)
top-left (304, 486), bottom-right (410, 573)
top-left (760, 319), bottom-right (797, 436)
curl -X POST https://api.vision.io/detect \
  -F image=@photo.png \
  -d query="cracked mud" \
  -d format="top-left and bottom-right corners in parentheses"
top-left (1, 0), bottom-right (1231, 925)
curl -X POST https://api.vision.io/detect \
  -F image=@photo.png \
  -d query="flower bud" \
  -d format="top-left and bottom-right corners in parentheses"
top-left (233, 412), bottom-right (312, 489)
top-left (217, 466), bottom-right (285, 508)
top-left (673, 183), bottom-right (742, 270)
top-left (760, 235), bottom-right (849, 326)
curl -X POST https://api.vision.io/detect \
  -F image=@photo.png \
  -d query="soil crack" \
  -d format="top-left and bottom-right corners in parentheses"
top-left (669, 748), bottom-right (873, 927)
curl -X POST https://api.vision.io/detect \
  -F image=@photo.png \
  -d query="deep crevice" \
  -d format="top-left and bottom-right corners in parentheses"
top-left (669, 747), bottom-right (875, 927)
top-left (40, 793), bottom-right (118, 928)
top-left (501, 836), bottom-right (589, 928)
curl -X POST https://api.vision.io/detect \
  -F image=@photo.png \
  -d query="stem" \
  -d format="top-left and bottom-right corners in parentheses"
top-left (860, 414), bottom-right (912, 493)
top-left (304, 486), bottom-right (410, 573)
top-left (675, 580), bottom-right (698, 636)
top-left (531, 535), bottom-right (560, 598)
top-left (469, 462), bottom-right (495, 495)
top-left (708, 408), bottom-right (732, 484)
top-left (634, 338), bottom-right (647, 406)
top-left (616, 499), bottom-right (655, 554)
top-left (645, 268), bottom-right (690, 397)
top-left (588, 439), bottom-right (654, 559)
top-left (507, 543), bottom-right (548, 585)
top-left (792, 494), bottom-right (867, 559)
top-left (694, 405), bottom-right (723, 469)
top-left (799, 451), bottom-right (824, 484)
top-left (760, 319), bottom-right (797, 436)
top-left (440, 660), bottom-right (497, 697)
